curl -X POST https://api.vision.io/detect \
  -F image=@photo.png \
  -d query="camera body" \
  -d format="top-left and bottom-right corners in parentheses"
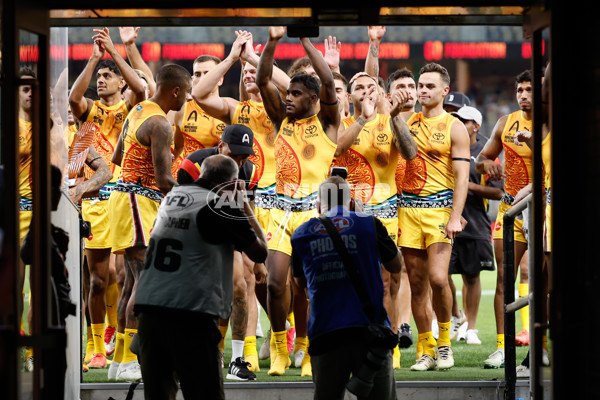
top-left (346, 324), bottom-right (398, 397)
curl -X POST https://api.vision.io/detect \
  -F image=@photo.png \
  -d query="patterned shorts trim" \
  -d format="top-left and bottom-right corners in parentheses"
top-left (113, 180), bottom-right (163, 203)
top-left (398, 189), bottom-right (453, 209)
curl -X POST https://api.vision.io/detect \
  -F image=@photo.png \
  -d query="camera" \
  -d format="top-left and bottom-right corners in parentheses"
top-left (346, 324), bottom-right (398, 397)
top-left (330, 166), bottom-right (348, 180)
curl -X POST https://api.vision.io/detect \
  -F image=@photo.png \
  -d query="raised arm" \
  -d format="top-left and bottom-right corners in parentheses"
top-left (300, 36), bottom-right (340, 143)
top-left (256, 26), bottom-right (287, 129)
top-left (388, 89), bottom-right (418, 160)
top-left (475, 115), bottom-right (507, 181)
top-left (191, 31), bottom-right (252, 123)
top-left (323, 36), bottom-right (341, 74)
top-left (119, 26), bottom-right (156, 97)
top-left (365, 26), bottom-right (386, 78)
top-left (240, 33), bottom-right (290, 95)
top-left (69, 40), bottom-right (104, 120)
top-left (93, 27), bottom-right (146, 107)
top-left (335, 81), bottom-right (377, 157)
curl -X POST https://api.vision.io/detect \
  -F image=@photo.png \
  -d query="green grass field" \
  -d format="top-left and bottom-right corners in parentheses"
top-left (69, 268), bottom-right (538, 383)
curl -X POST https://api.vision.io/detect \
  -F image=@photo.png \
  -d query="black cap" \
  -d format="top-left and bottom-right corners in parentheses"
top-left (221, 124), bottom-right (255, 156)
top-left (444, 92), bottom-right (471, 108)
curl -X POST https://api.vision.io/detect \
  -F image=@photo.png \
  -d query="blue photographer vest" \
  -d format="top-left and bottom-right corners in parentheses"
top-left (291, 206), bottom-right (390, 340)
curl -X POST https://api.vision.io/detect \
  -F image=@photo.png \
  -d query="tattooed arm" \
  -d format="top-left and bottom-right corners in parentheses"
top-left (68, 146), bottom-right (112, 203)
top-left (140, 115), bottom-right (177, 195)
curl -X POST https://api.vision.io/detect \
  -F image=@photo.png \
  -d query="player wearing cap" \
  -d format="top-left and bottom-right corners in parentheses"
top-left (443, 91), bottom-right (471, 113)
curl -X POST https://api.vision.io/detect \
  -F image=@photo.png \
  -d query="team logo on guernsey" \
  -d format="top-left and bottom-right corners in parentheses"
top-left (312, 216), bottom-right (354, 234)
top-left (431, 132), bottom-right (445, 143)
top-left (164, 192), bottom-right (194, 209)
top-left (135, 104), bottom-right (143, 111)
top-left (305, 125), bottom-right (318, 138)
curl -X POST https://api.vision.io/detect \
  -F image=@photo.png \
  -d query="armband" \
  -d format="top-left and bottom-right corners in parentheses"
top-left (319, 98), bottom-right (339, 106)
top-left (452, 157), bottom-right (470, 162)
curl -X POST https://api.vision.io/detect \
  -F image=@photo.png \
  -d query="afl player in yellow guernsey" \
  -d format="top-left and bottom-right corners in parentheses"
top-left (476, 70), bottom-right (535, 368)
top-left (191, 30), bottom-right (292, 373)
top-left (69, 28), bottom-right (147, 369)
top-left (398, 63), bottom-right (470, 372)
top-left (107, 64), bottom-right (190, 381)
top-left (256, 26), bottom-right (340, 376)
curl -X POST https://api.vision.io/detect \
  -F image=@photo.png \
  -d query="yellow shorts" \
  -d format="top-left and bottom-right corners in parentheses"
top-left (378, 216), bottom-right (399, 244)
top-left (254, 206), bottom-right (271, 234)
top-left (492, 201), bottom-right (527, 243)
top-left (82, 199), bottom-right (111, 249)
top-left (544, 203), bottom-right (551, 253)
top-left (19, 210), bottom-right (33, 244)
top-left (108, 190), bottom-right (160, 253)
top-left (397, 207), bottom-right (451, 250)
top-left (267, 207), bottom-right (318, 256)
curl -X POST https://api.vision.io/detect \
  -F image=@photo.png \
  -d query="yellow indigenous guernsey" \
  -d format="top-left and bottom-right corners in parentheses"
top-left (398, 111), bottom-right (457, 249)
top-left (19, 118), bottom-right (33, 243)
top-left (401, 111), bottom-right (457, 204)
top-left (180, 100), bottom-right (225, 158)
top-left (542, 130), bottom-right (552, 252)
top-left (493, 110), bottom-right (532, 243)
top-left (267, 114), bottom-right (337, 255)
top-left (83, 99), bottom-right (128, 183)
top-left (109, 100), bottom-right (166, 252)
top-left (232, 100), bottom-right (276, 229)
top-left (333, 114), bottom-right (399, 240)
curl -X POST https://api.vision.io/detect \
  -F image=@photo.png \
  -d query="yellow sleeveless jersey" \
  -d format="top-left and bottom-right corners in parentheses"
top-left (180, 100), bottom-right (225, 158)
top-left (500, 110), bottom-right (533, 197)
top-left (275, 115), bottom-right (337, 205)
top-left (333, 114), bottom-right (399, 206)
top-left (395, 155), bottom-right (407, 195)
top-left (232, 100), bottom-right (276, 191)
top-left (402, 111), bottom-right (457, 200)
top-left (542, 130), bottom-right (551, 190)
top-left (19, 118), bottom-right (33, 201)
top-left (84, 99), bottom-right (128, 182)
top-left (119, 100), bottom-right (167, 191)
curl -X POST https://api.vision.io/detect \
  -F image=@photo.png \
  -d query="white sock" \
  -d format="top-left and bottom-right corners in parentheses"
top-left (231, 340), bottom-right (245, 362)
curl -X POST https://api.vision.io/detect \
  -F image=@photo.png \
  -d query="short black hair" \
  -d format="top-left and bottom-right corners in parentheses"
top-left (387, 67), bottom-right (414, 93)
top-left (155, 64), bottom-right (191, 90)
top-left (290, 73), bottom-right (320, 96)
top-left (97, 60), bottom-right (122, 77)
top-left (516, 70), bottom-right (532, 87)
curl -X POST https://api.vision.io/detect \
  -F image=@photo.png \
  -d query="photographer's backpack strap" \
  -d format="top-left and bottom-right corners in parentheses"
top-left (319, 215), bottom-right (379, 323)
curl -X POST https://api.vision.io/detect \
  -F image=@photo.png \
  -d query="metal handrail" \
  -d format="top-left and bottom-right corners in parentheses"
top-left (503, 192), bottom-right (532, 400)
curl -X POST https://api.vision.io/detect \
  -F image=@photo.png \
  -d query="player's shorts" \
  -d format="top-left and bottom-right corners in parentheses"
top-left (449, 238), bottom-right (495, 275)
top-left (82, 199), bottom-right (111, 249)
top-left (397, 207), bottom-right (451, 250)
top-left (267, 207), bottom-right (318, 256)
top-left (254, 206), bottom-right (271, 234)
top-left (544, 193), bottom-right (551, 253)
top-left (19, 209), bottom-right (33, 245)
top-left (492, 201), bottom-right (527, 243)
top-left (108, 184), bottom-right (161, 253)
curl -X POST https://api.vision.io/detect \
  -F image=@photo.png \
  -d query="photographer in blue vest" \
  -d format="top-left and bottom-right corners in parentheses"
top-left (134, 154), bottom-right (268, 400)
top-left (291, 174), bottom-right (402, 400)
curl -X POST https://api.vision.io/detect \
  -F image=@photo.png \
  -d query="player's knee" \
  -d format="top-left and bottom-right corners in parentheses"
top-left (89, 273), bottom-right (108, 296)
